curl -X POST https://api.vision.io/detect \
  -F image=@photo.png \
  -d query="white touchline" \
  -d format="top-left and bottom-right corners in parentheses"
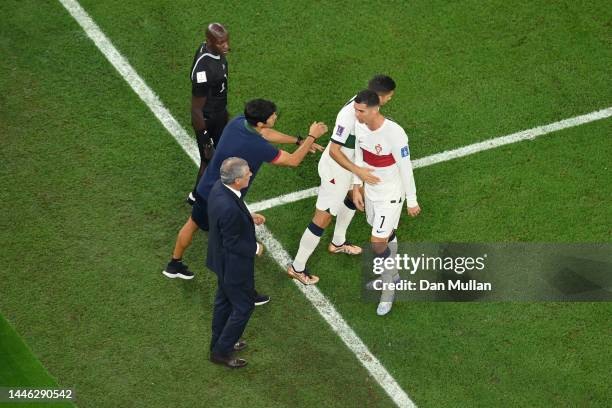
top-left (255, 226), bottom-right (416, 407)
top-left (249, 107), bottom-right (612, 212)
top-left (58, 0), bottom-right (199, 167)
top-left (249, 187), bottom-right (319, 212)
top-left (58, 0), bottom-right (416, 407)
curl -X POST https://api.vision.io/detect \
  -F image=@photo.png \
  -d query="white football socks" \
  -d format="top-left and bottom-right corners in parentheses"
top-left (293, 227), bottom-right (322, 272)
top-left (381, 231), bottom-right (399, 303)
top-left (331, 204), bottom-right (356, 246)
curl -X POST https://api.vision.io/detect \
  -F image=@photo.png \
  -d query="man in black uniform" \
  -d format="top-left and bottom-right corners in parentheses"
top-left (187, 23), bottom-right (230, 204)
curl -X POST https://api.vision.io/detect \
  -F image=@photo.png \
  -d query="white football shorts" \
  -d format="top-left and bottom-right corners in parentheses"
top-left (315, 172), bottom-right (352, 216)
top-left (365, 196), bottom-right (403, 238)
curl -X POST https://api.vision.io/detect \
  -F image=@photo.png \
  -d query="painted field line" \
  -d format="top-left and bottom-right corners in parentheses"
top-left (58, 0), bottom-right (199, 167)
top-left (249, 106), bottom-right (612, 212)
top-left (58, 1), bottom-right (416, 406)
top-left (255, 227), bottom-right (415, 407)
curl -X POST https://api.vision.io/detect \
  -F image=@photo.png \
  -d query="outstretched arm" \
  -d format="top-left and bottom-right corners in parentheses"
top-left (260, 128), bottom-right (324, 153)
top-left (272, 122), bottom-right (328, 167)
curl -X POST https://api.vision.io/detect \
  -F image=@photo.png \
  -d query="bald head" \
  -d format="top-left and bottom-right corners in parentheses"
top-left (205, 23), bottom-right (230, 55)
top-left (206, 23), bottom-right (228, 39)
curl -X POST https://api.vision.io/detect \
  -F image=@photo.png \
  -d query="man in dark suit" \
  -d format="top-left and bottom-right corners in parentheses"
top-left (207, 157), bottom-right (266, 368)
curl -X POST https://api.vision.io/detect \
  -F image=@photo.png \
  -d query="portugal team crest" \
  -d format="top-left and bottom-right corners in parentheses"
top-left (375, 144), bottom-right (382, 155)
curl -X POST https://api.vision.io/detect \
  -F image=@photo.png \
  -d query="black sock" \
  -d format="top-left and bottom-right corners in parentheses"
top-left (307, 222), bottom-right (325, 237)
top-left (171, 258), bottom-right (182, 263)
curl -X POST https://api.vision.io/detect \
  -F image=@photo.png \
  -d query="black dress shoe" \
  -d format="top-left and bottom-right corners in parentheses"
top-left (209, 353), bottom-right (247, 368)
top-left (233, 340), bottom-right (247, 352)
top-left (186, 192), bottom-right (196, 206)
top-left (254, 294), bottom-right (270, 306)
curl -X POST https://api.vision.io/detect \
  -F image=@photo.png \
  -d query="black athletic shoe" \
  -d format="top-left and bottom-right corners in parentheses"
top-left (254, 294), bottom-right (270, 306)
top-left (162, 261), bottom-right (194, 280)
top-left (186, 192), bottom-right (196, 206)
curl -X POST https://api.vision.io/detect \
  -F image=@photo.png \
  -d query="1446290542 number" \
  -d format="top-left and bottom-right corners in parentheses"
top-left (3, 388), bottom-right (74, 401)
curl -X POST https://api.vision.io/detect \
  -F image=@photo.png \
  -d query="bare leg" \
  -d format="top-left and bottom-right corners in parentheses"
top-left (312, 209), bottom-right (333, 229)
top-left (172, 217), bottom-right (200, 259)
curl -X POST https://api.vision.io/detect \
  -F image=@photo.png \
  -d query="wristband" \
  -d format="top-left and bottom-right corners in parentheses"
top-left (295, 135), bottom-right (303, 145)
top-left (307, 135), bottom-right (316, 140)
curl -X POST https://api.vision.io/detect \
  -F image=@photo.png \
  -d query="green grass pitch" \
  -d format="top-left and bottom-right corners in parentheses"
top-left (1, 0), bottom-right (610, 407)
top-left (0, 315), bottom-right (75, 407)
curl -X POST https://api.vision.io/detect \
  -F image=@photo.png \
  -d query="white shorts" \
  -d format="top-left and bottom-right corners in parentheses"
top-left (365, 196), bottom-right (402, 238)
top-left (316, 147), bottom-right (353, 216)
top-left (315, 175), bottom-right (351, 216)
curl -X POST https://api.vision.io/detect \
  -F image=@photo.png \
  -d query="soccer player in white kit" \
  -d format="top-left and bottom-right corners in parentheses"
top-left (351, 89), bottom-right (421, 315)
top-left (287, 76), bottom-right (396, 285)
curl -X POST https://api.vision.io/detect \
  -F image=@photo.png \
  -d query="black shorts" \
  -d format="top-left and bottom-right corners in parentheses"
top-left (191, 193), bottom-right (210, 231)
top-left (197, 110), bottom-right (229, 153)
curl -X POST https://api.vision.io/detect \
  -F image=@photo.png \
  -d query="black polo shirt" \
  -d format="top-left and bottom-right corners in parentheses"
top-left (190, 43), bottom-right (228, 114)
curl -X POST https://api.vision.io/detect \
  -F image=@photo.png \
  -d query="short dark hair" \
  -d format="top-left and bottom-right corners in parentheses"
top-left (368, 75), bottom-right (396, 95)
top-left (244, 99), bottom-right (277, 126)
top-left (354, 89), bottom-right (380, 107)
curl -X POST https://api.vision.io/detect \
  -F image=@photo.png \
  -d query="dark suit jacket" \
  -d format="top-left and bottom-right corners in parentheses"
top-left (206, 180), bottom-right (256, 285)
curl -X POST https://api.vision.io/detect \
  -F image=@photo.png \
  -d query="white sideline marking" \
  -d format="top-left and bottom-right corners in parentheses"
top-left (249, 187), bottom-right (319, 212)
top-left (58, 0), bottom-right (200, 167)
top-left (255, 226), bottom-right (415, 407)
top-left (249, 107), bottom-right (612, 212)
top-left (58, 1), bottom-right (416, 406)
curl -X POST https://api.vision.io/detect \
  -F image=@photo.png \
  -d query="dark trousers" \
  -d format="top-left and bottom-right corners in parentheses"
top-left (193, 110), bottom-right (229, 193)
top-left (201, 110), bottom-right (229, 148)
top-left (210, 278), bottom-right (255, 356)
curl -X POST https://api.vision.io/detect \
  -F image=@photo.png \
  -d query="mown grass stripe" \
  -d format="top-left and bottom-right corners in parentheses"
top-left (249, 107), bottom-right (612, 212)
top-left (57, 0), bottom-right (416, 406)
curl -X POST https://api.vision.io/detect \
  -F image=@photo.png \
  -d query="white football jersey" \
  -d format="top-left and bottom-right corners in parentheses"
top-left (354, 118), bottom-right (418, 207)
top-left (318, 96), bottom-right (357, 183)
